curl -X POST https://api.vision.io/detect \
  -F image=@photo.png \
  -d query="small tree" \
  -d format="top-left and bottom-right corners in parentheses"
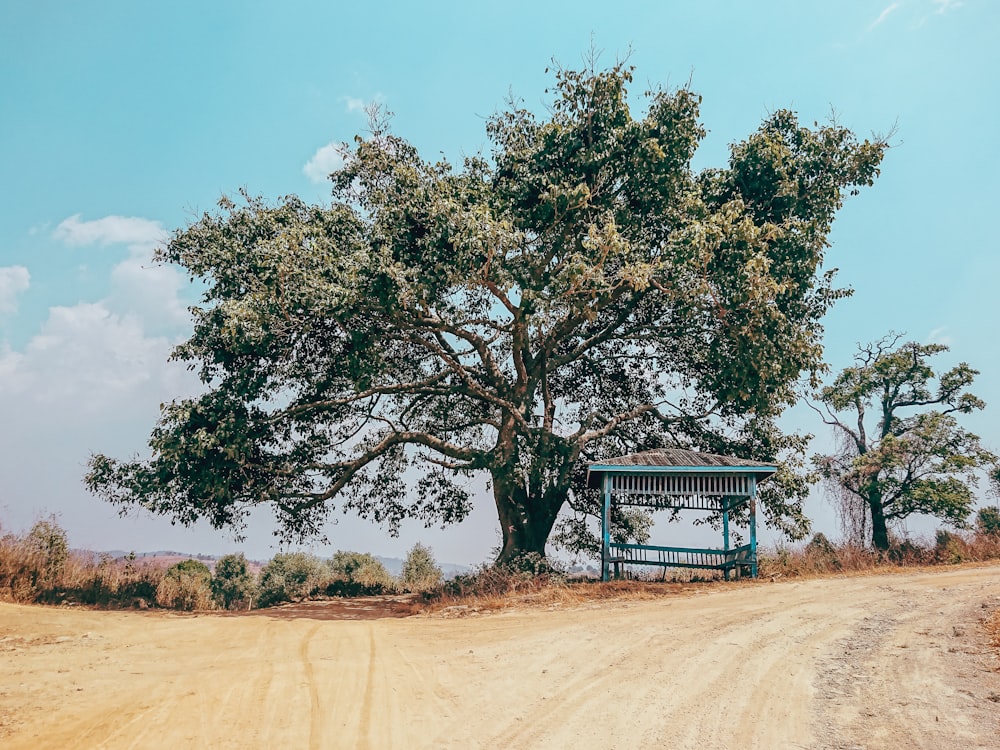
top-left (812, 336), bottom-right (997, 551)
top-left (25, 515), bottom-right (69, 585)
top-left (156, 559), bottom-right (214, 610)
top-left (211, 553), bottom-right (258, 609)
top-left (257, 552), bottom-right (327, 607)
top-left (328, 551), bottom-right (396, 595)
top-left (400, 543), bottom-right (443, 592)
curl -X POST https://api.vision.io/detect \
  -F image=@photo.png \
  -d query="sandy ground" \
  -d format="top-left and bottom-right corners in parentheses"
top-left (2, 566), bottom-right (999, 749)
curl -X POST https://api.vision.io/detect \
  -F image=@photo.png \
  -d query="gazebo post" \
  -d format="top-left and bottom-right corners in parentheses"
top-left (601, 474), bottom-right (611, 582)
top-left (722, 498), bottom-right (731, 581)
top-left (749, 477), bottom-right (758, 578)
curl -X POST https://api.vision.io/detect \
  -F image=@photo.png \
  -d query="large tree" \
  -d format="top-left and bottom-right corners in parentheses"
top-left (86, 61), bottom-right (886, 562)
top-left (812, 336), bottom-right (996, 551)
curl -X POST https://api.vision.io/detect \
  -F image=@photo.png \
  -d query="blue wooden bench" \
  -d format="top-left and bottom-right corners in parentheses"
top-left (608, 542), bottom-right (754, 580)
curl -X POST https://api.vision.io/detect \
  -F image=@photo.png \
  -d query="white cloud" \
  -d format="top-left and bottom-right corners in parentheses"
top-left (53, 214), bottom-right (167, 248)
top-left (0, 302), bottom-right (186, 408)
top-left (926, 325), bottom-right (953, 347)
top-left (52, 213), bottom-right (189, 331)
top-left (931, 0), bottom-right (961, 14)
top-left (0, 265), bottom-right (30, 315)
top-left (915, 0), bottom-right (962, 26)
top-left (341, 93), bottom-right (386, 117)
top-left (303, 142), bottom-right (347, 183)
top-left (0, 299), bottom-right (203, 552)
top-left (868, 2), bottom-right (902, 30)
top-left (344, 96), bottom-right (367, 114)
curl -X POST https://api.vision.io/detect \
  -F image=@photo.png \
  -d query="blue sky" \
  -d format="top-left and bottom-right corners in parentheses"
top-left (1, 0), bottom-right (997, 564)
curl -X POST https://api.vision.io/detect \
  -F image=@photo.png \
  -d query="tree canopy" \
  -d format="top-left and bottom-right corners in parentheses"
top-left (86, 59), bottom-right (887, 562)
top-left (812, 335), bottom-right (997, 550)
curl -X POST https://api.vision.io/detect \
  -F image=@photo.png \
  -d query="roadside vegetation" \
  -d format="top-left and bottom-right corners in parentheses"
top-left (0, 517), bottom-right (452, 611)
top-left (2, 512), bottom-right (999, 620)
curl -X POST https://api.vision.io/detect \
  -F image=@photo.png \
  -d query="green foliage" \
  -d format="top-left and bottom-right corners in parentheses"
top-left (976, 507), bottom-right (1000, 538)
top-left (156, 559), bottom-right (214, 610)
top-left (211, 553), bottom-right (258, 609)
top-left (86, 56), bottom-right (887, 563)
top-left (805, 532), bottom-right (835, 556)
top-left (934, 529), bottom-right (969, 564)
top-left (25, 515), bottom-right (69, 584)
top-left (258, 552), bottom-right (327, 606)
top-left (813, 336), bottom-right (997, 550)
top-left (328, 551), bottom-right (396, 595)
top-left (400, 543), bottom-right (443, 592)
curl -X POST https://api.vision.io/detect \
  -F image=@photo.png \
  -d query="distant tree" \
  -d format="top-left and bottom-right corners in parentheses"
top-left (400, 543), bottom-right (443, 592)
top-left (257, 552), bottom-right (327, 607)
top-left (328, 551), bottom-right (396, 595)
top-left (812, 336), bottom-right (997, 551)
top-left (211, 553), bottom-right (258, 609)
top-left (156, 559), bottom-right (214, 610)
top-left (85, 57), bottom-right (887, 563)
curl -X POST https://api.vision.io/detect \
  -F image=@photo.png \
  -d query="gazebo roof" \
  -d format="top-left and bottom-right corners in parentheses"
top-left (586, 448), bottom-right (777, 488)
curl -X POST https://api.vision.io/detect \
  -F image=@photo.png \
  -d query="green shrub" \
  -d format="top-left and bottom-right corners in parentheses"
top-left (802, 532), bottom-right (841, 572)
top-left (934, 529), bottom-right (968, 564)
top-left (805, 532), bottom-right (835, 556)
top-left (212, 553), bottom-right (258, 610)
top-left (25, 515), bottom-right (69, 585)
top-left (976, 507), bottom-right (1000, 537)
top-left (328, 551), bottom-right (397, 596)
top-left (156, 559), bottom-right (214, 610)
top-left (400, 543), bottom-right (443, 592)
top-left (258, 552), bottom-right (327, 607)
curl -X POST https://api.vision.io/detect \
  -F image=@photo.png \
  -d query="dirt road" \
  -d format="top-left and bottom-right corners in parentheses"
top-left (2, 566), bottom-right (998, 749)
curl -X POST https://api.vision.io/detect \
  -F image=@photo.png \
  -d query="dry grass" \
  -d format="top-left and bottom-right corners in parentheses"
top-left (759, 531), bottom-right (1000, 580)
top-left (420, 531), bottom-right (1000, 617)
top-left (985, 610), bottom-right (1000, 662)
top-left (0, 530), bottom-right (164, 608)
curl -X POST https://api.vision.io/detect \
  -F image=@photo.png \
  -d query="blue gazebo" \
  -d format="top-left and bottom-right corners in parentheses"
top-left (587, 448), bottom-right (777, 581)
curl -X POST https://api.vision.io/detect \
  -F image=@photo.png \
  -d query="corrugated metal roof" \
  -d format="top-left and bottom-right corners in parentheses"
top-left (586, 448), bottom-right (777, 488)
top-left (590, 448), bottom-right (771, 468)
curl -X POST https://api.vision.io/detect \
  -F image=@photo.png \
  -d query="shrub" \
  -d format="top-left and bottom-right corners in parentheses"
top-left (400, 543), bottom-right (443, 592)
top-left (934, 529), bottom-right (969, 564)
top-left (439, 555), bottom-right (566, 600)
top-left (976, 507), bottom-right (1000, 538)
top-left (25, 515), bottom-right (69, 585)
top-left (258, 552), bottom-right (328, 607)
top-left (212, 553), bottom-right (258, 610)
top-left (328, 551), bottom-right (397, 596)
top-left (156, 559), bottom-right (214, 610)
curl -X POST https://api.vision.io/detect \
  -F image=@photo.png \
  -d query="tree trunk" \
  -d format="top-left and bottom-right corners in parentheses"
top-left (869, 492), bottom-right (890, 551)
top-left (492, 472), bottom-right (566, 564)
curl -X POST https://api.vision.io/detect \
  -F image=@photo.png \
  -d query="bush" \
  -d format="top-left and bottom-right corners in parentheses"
top-left (976, 507), bottom-right (1000, 538)
top-left (439, 555), bottom-right (566, 600)
top-left (25, 515), bottom-right (69, 585)
top-left (156, 559), bottom-right (214, 610)
top-left (934, 529), bottom-right (969, 564)
top-left (328, 551), bottom-right (397, 596)
top-left (212, 553), bottom-right (258, 610)
top-left (400, 543), bottom-right (443, 592)
top-left (258, 552), bottom-right (328, 607)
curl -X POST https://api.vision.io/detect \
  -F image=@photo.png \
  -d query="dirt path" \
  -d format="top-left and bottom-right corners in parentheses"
top-left (2, 566), bottom-right (998, 749)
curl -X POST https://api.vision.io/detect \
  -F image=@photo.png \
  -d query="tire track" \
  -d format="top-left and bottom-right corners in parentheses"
top-left (299, 622), bottom-right (322, 750)
top-left (356, 625), bottom-right (378, 750)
